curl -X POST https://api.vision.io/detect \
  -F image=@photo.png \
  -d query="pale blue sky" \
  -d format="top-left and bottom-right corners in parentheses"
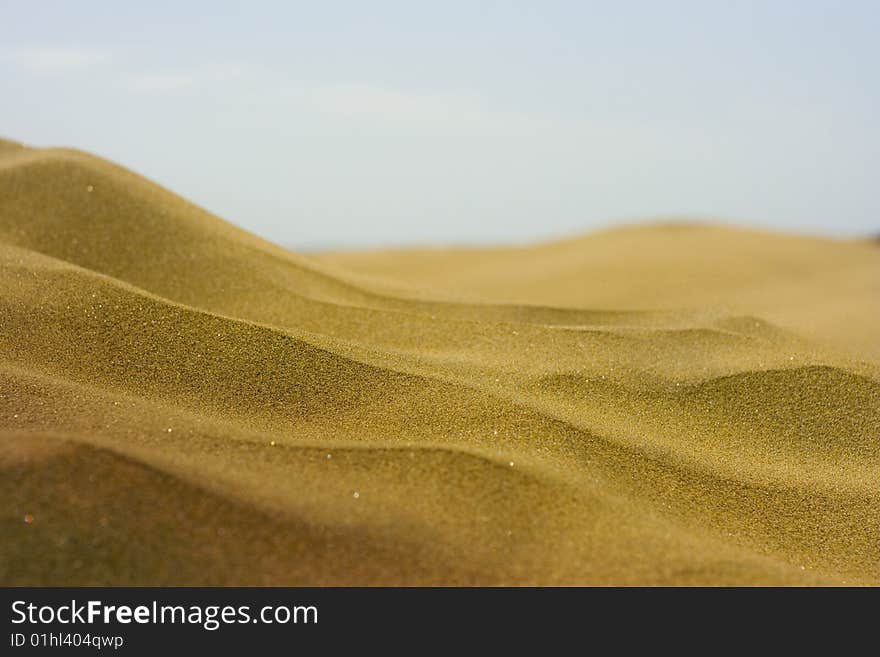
top-left (1, 1), bottom-right (877, 247)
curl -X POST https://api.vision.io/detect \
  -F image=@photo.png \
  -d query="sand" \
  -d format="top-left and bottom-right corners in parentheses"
top-left (1, 137), bottom-right (878, 586)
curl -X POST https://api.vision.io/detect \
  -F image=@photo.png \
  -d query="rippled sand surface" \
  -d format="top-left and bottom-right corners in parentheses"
top-left (2, 137), bottom-right (878, 585)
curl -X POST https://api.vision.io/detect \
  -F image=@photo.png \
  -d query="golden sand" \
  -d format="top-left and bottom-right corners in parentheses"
top-left (1, 137), bottom-right (878, 585)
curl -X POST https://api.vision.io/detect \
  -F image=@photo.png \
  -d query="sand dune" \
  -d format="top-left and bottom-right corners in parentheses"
top-left (2, 137), bottom-right (878, 585)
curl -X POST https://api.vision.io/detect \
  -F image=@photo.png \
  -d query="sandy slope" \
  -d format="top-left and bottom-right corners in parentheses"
top-left (319, 224), bottom-right (880, 364)
top-left (1, 137), bottom-right (878, 585)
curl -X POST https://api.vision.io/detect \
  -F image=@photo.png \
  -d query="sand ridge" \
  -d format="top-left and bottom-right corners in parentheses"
top-left (1, 138), bottom-right (878, 585)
